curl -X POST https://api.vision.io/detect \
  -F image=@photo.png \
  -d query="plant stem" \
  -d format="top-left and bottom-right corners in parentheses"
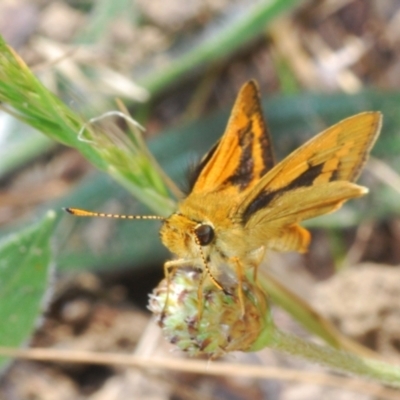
top-left (266, 327), bottom-right (400, 388)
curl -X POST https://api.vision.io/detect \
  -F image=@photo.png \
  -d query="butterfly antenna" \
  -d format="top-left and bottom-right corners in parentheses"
top-left (64, 207), bottom-right (165, 221)
top-left (192, 233), bottom-right (223, 291)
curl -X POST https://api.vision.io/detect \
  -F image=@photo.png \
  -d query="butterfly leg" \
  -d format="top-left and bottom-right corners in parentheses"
top-left (250, 245), bottom-right (265, 283)
top-left (253, 264), bottom-right (259, 282)
top-left (231, 256), bottom-right (245, 317)
top-left (164, 258), bottom-right (191, 282)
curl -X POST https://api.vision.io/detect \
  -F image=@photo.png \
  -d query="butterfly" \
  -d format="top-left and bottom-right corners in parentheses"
top-left (66, 80), bottom-right (382, 316)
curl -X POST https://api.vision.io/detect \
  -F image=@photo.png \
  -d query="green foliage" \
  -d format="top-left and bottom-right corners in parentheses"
top-left (0, 211), bottom-right (56, 368)
top-left (0, 36), bottom-right (174, 215)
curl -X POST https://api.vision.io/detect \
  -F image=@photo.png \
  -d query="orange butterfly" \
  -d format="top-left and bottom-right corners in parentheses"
top-left (67, 81), bottom-right (382, 315)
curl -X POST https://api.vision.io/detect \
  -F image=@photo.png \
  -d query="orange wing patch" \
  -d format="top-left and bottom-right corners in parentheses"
top-left (191, 80), bottom-right (274, 195)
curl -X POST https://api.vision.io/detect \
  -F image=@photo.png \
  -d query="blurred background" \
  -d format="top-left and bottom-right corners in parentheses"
top-left (1, 0), bottom-right (400, 399)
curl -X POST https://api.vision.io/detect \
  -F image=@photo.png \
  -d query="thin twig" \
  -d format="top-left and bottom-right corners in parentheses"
top-left (0, 347), bottom-right (398, 399)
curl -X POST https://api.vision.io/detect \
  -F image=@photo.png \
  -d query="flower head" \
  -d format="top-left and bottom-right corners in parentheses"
top-left (148, 267), bottom-right (273, 358)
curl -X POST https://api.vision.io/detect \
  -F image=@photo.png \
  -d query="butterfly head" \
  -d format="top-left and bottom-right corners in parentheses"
top-left (160, 213), bottom-right (216, 261)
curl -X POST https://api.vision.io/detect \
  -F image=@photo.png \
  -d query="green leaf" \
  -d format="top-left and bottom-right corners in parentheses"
top-left (0, 211), bottom-right (57, 368)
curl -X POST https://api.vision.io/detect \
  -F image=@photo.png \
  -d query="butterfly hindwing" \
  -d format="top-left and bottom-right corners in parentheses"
top-left (191, 80), bottom-right (274, 195)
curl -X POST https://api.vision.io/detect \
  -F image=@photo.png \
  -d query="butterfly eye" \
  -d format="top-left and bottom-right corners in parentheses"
top-left (194, 224), bottom-right (214, 246)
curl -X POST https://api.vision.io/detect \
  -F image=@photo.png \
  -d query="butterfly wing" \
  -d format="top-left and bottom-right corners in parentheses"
top-left (238, 112), bottom-right (382, 252)
top-left (190, 80), bottom-right (274, 196)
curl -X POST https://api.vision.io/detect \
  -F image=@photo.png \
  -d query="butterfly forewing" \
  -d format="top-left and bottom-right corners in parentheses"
top-left (239, 112), bottom-right (381, 220)
top-left (191, 80), bottom-right (274, 196)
